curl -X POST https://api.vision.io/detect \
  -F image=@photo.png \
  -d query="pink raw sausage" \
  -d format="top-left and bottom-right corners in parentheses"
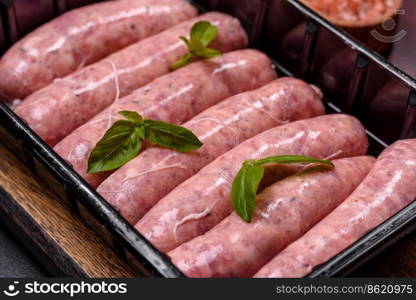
top-left (0, 0), bottom-right (197, 101)
top-left (135, 114), bottom-right (369, 252)
top-left (54, 49), bottom-right (277, 188)
top-left (97, 78), bottom-right (325, 224)
top-left (169, 156), bottom-right (375, 278)
top-left (254, 139), bottom-right (416, 278)
top-left (14, 12), bottom-right (248, 146)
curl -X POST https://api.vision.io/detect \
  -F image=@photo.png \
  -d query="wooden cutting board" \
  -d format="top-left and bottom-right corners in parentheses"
top-left (0, 140), bottom-right (415, 277)
top-left (0, 141), bottom-right (135, 277)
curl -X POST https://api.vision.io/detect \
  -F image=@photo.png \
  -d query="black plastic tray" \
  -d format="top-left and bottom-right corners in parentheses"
top-left (1, 0), bottom-right (416, 277)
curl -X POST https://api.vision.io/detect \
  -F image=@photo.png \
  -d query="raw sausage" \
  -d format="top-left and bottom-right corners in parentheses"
top-left (55, 49), bottom-right (276, 187)
top-left (135, 114), bottom-right (369, 252)
top-left (97, 78), bottom-right (325, 224)
top-left (14, 12), bottom-right (248, 146)
top-left (54, 49), bottom-right (277, 188)
top-left (300, 0), bottom-right (403, 27)
top-left (254, 139), bottom-right (416, 278)
top-left (0, 0), bottom-right (197, 101)
top-left (169, 157), bottom-right (375, 277)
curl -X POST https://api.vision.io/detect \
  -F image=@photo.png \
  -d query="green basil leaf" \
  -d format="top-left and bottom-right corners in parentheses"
top-left (190, 21), bottom-right (218, 47)
top-left (171, 52), bottom-right (193, 70)
top-left (231, 160), bottom-right (265, 223)
top-left (144, 119), bottom-right (203, 152)
top-left (87, 120), bottom-right (143, 173)
top-left (256, 155), bottom-right (334, 167)
top-left (193, 47), bottom-right (222, 59)
top-left (119, 111), bottom-right (143, 124)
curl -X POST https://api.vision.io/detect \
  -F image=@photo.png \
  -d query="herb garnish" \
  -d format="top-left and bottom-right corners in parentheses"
top-left (87, 111), bottom-right (203, 174)
top-left (231, 155), bottom-right (334, 222)
top-left (171, 21), bottom-right (222, 70)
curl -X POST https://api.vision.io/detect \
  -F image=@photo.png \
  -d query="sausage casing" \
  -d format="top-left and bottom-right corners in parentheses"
top-left (54, 49), bottom-right (277, 187)
top-left (97, 78), bottom-right (325, 224)
top-left (255, 139), bottom-right (416, 278)
top-left (0, 0), bottom-right (197, 101)
top-left (169, 156), bottom-right (375, 277)
top-left (135, 114), bottom-right (369, 252)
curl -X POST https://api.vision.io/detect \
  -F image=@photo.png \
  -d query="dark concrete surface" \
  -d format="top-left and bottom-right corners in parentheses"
top-left (0, 225), bottom-right (46, 278)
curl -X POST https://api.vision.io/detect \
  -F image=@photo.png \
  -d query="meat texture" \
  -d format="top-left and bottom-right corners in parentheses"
top-left (54, 49), bottom-right (277, 187)
top-left (255, 139), bottom-right (416, 278)
top-left (97, 78), bottom-right (325, 224)
top-left (135, 114), bottom-right (369, 252)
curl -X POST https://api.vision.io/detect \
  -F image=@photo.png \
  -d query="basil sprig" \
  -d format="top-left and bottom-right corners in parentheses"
top-left (87, 111), bottom-right (203, 174)
top-left (231, 155), bottom-right (334, 222)
top-left (171, 21), bottom-right (222, 70)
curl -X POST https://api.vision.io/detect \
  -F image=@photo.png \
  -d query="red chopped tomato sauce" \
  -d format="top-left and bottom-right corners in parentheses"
top-left (301, 0), bottom-right (400, 25)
